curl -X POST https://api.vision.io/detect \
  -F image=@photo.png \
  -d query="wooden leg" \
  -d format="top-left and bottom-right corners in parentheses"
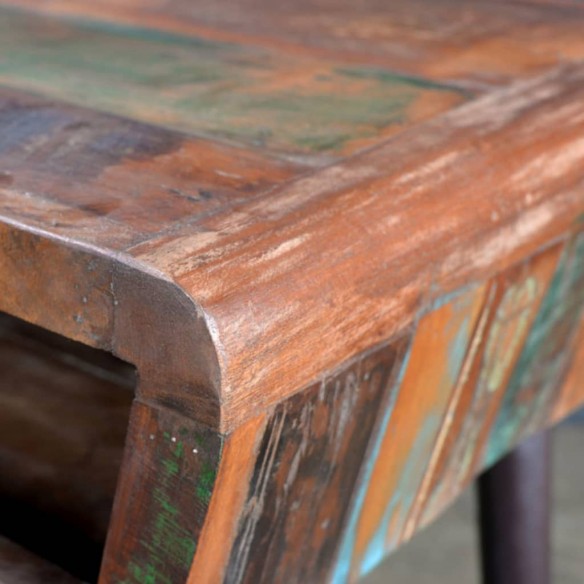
top-left (477, 430), bottom-right (551, 584)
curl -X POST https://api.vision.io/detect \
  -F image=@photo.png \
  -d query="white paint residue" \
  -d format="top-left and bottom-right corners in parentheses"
top-left (395, 150), bottom-right (464, 186)
top-left (511, 136), bottom-right (584, 188)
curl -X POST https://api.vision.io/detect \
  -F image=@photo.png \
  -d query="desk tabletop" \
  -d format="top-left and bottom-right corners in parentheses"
top-left (0, 0), bottom-right (583, 430)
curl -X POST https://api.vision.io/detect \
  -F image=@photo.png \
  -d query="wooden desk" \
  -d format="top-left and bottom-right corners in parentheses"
top-left (0, 1), bottom-right (583, 582)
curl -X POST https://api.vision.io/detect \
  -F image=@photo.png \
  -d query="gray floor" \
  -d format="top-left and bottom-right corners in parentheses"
top-left (363, 424), bottom-right (584, 584)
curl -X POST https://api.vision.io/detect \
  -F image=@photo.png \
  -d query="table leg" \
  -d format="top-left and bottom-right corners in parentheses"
top-left (477, 430), bottom-right (551, 584)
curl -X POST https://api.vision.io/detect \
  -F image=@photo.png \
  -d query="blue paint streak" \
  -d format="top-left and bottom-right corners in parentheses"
top-left (429, 286), bottom-right (472, 312)
top-left (359, 416), bottom-right (439, 577)
top-left (448, 316), bottom-right (471, 382)
top-left (359, 296), bottom-right (472, 577)
top-left (331, 287), bottom-right (477, 583)
top-left (330, 344), bottom-right (413, 584)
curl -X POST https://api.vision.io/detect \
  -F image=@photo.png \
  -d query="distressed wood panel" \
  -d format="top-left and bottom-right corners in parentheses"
top-left (224, 339), bottom-right (410, 584)
top-left (0, 61), bottom-right (583, 433)
top-left (0, 3), bottom-right (583, 583)
top-left (99, 402), bottom-right (223, 584)
top-left (0, 87), bottom-right (300, 246)
top-left (175, 240), bottom-right (584, 583)
top-left (485, 232), bottom-right (584, 466)
top-left (5, 0), bottom-right (584, 88)
top-left (0, 223), bottom-right (116, 349)
top-left (187, 414), bottom-right (267, 584)
top-left (319, 238), bottom-right (584, 581)
top-left (331, 286), bottom-right (487, 583)
top-left (0, 7), bottom-right (465, 158)
top-left (140, 64), bottom-right (584, 431)
top-left (414, 243), bottom-right (562, 529)
top-left (177, 237), bottom-right (584, 583)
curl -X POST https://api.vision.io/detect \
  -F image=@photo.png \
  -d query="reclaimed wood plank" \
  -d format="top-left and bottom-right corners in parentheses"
top-left (415, 243), bottom-right (563, 529)
top-left (132, 63), bottom-right (584, 430)
top-left (0, 7), bottom-right (465, 159)
top-left (4, 0), bottom-right (584, 89)
top-left (100, 402), bottom-right (223, 584)
top-left (485, 231), bottom-right (584, 466)
top-left (186, 415), bottom-right (267, 584)
top-left (224, 339), bottom-right (410, 584)
top-left (0, 4), bottom-right (582, 582)
top-left (331, 286), bottom-right (487, 582)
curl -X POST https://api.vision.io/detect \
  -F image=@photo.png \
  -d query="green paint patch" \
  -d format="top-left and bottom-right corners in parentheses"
top-left (120, 428), bottom-right (221, 584)
top-left (335, 67), bottom-right (472, 95)
top-left (195, 462), bottom-right (217, 505)
top-left (147, 438), bottom-right (199, 572)
top-left (0, 7), bottom-right (466, 156)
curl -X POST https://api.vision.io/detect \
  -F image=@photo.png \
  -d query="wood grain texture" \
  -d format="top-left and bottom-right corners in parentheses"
top-left (0, 57), bottom-right (582, 431)
top-left (134, 63), bottom-right (584, 431)
top-left (225, 339), bottom-right (410, 584)
top-left (0, 1), bottom-right (583, 582)
top-left (4, 0), bottom-right (584, 89)
top-left (100, 401), bottom-right (223, 584)
top-left (0, 62), bottom-right (579, 433)
top-left (187, 415), bottom-right (267, 584)
top-left (182, 238), bottom-right (584, 583)
top-left (0, 7), bottom-right (466, 159)
top-left (326, 238), bottom-right (584, 582)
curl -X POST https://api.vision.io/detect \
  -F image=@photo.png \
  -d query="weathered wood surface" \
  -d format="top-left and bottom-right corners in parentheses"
top-left (0, 0), bottom-right (582, 582)
top-left (0, 7), bottom-right (465, 159)
top-left (4, 0), bottom-right (584, 90)
top-left (0, 64), bottom-right (583, 431)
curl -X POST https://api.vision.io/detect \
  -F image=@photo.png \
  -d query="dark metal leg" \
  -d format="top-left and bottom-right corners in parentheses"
top-left (477, 430), bottom-right (551, 584)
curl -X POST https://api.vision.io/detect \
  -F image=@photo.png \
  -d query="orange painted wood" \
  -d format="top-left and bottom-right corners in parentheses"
top-left (0, 1), bottom-right (582, 582)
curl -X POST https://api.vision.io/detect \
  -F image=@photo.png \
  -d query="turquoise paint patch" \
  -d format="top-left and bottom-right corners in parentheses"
top-left (359, 294), bottom-right (474, 576)
top-left (429, 284), bottom-right (477, 313)
top-left (448, 316), bottom-right (471, 382)
top-left (335, 67), bottom-right (471, 96)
